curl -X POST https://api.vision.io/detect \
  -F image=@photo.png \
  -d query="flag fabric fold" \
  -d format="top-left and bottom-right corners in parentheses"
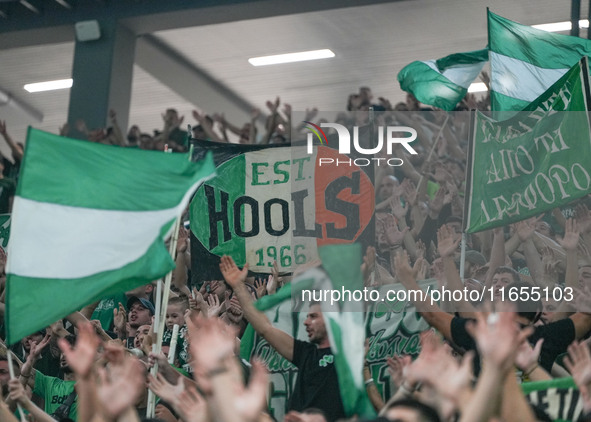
top-left (317, 244), bottom-right (375, 418)
top-left (5, 128), bottom-right (215, 344)
top-left (397, 48), bottom-right (488, 110)
top-left (488, 10), bottom-right (591, 112)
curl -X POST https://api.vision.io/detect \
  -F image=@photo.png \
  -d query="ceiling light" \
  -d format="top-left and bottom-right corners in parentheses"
top-left (468, 82), bottom-right (488, 93)
top-left (24, 78), bottom-right (73, 93)
top-left (248, 49), bottom-right (335, 66)
top-left (532, 19), bottom-right (589, 32)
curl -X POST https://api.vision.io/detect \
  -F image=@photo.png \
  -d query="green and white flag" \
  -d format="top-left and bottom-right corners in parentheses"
top-left (489, 10), bottom-right (591, 112)
top-left (5, 128), bottom-right (215, 344)
top-left (397, 49), bottom-right (488, 110)
top-left (317, 244), bottom-right (375, 418)
top-left (464, 59), bottom-right (591, 233)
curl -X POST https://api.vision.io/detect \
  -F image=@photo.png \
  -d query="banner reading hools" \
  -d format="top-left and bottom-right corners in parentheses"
top-left (189, 141), bottom-right (374, 280)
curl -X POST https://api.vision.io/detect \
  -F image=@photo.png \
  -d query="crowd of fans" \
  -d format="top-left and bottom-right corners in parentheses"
top-left (0, 74), bottom-right (590, 422)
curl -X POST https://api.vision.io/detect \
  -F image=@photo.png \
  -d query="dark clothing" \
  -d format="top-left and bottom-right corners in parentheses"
top-left (451, 316), bottom-right (576, 373)
top-left (289, 340), bottom-right (345, 422)
top-left (0, 177), bottom-right (16, 214)
top-left (168, 127), bottom-right (189, 149)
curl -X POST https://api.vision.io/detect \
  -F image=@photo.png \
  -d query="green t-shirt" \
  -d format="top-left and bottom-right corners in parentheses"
top-left (33, 371), bottom-right (77, 421)
top-left (91, 293), bottom-right (128, 331)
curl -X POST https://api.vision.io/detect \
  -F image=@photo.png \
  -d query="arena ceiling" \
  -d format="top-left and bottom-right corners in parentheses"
top-left (0, 0), bottom-right (586, 150)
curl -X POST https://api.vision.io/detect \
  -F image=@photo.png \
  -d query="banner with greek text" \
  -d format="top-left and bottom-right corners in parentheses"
top-left (190, 141), bottom-right (374, 281)
top-left (464, 59), bottom-right (591, 233)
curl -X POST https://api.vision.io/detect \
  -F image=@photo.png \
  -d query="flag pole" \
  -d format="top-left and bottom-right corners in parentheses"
top-left (415, 113), bottom-right (450, 194)
top-left (147, 140), bottom-right (193, 417)
top-left (7, 352), bottom-right (26, 422)
top-left (146, 217), bottom-right (182, 417)
top-left (459, 233), bottom-right (467, 281)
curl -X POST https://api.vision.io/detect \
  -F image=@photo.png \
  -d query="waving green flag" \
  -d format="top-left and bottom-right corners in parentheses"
top-left (465, 59), bottom-right (591, 233)
top-left (5, 128), bottom-right (215, 343)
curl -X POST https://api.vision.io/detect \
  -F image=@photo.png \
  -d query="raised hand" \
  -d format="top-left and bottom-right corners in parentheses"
top-left (382, 214), bottom-right (408, 247)
top-left (386, 355), bottom-right (411, 388)
top-left (390, 194), bottom-right (408, 220)
top-left (416, 240), bottom-right (427, 260)
top-left (428, 187), bottom-right (446, 218)
top-left (219, 255), bottom-right (248, 288)
top-left (575, 203), bottom-right (591, 234)
top-left (28, 334), bottom-right (51, 362)
top-left (304, 107), bottom-right (318, 122)
top-left (394, 250), bottom-right (416, 289)
top-left (541, 247), bottom-right (560, 283)
top-left (515, 216), bottom-right (542, 242)
top-left (113, 303), bottom-right (127, 337)
top-left (401, 179), bottom-right (418, 206)
top-left (58, 321), bottom-right (100, 378)
top-left (266, 274), bottom-right (278, 296)
top-left (147, 372), bottom-right (185, 407)
top-left (176, 226), bottom-right (189, 254)
top-left (205, 294), bottom-right (223, 318)
top-left (405, 334), bottom-right (474, 405)
top-left (187, 313), bottom-right (236, 373)
top-left (192, 109), bottom-right (205, 123)
top-left (7, 378), bottom-right (30, 406)
top-left (558, 218), bottom-right (580, 251)
top-left (271, 260), bottom-right (283, 289)
top-left (361, 246), bottom-right (377, 283)
top-left (412, 257), bottom-right (429, 281)
top-left (437, 225), bottom-right (461, 258)
top-left (236, 360), bottom-right (269, 421)
top-left (266, 97), bottom-right (280, 113)
top-left (515, 338), bottom-right (543, 374)
top-left (225, 297), bottom-right (244, 324)
top-left (176, 383), bottom-right (208, 422)
top-left (254, 278), bottom-right (267, 299)
top-left (282, 103), bottom-right (292, 117)
top-left (190, 286), bottom-right (205, 313)
top-left (466, 311), bottom-right (533, 373)
top-left (96, 354), bottom-right (145, 420)
top-left (564, 340), bottom-right (591, 410)
top-left (186, 313), bottom-right (237, 394)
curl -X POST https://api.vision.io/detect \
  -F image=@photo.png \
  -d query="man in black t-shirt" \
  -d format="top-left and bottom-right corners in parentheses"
top-left (220, 256), bottom-right (346, 421)
top-left (287, 307), bottom-right (345, 421)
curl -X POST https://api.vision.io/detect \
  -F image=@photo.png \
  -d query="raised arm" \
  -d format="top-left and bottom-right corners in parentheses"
top-left (107, 109), bottom-right (127, 147)
top-left (219, 255), bottom-right (294, 361)
top-left (485, 227), bottom-right (506, 290)
top-left (437, 225), bottom-right (478, 316)
top-left (19, 334), bottom-right (51, 389)
top-left (192, 110), bottom-right (226, 144)
top-left (394, 251), bottom-right (454, 341)
top-left (464, 312), bottom-right (536, 422)
top-left (0, 120), bottom-right (23, 162)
